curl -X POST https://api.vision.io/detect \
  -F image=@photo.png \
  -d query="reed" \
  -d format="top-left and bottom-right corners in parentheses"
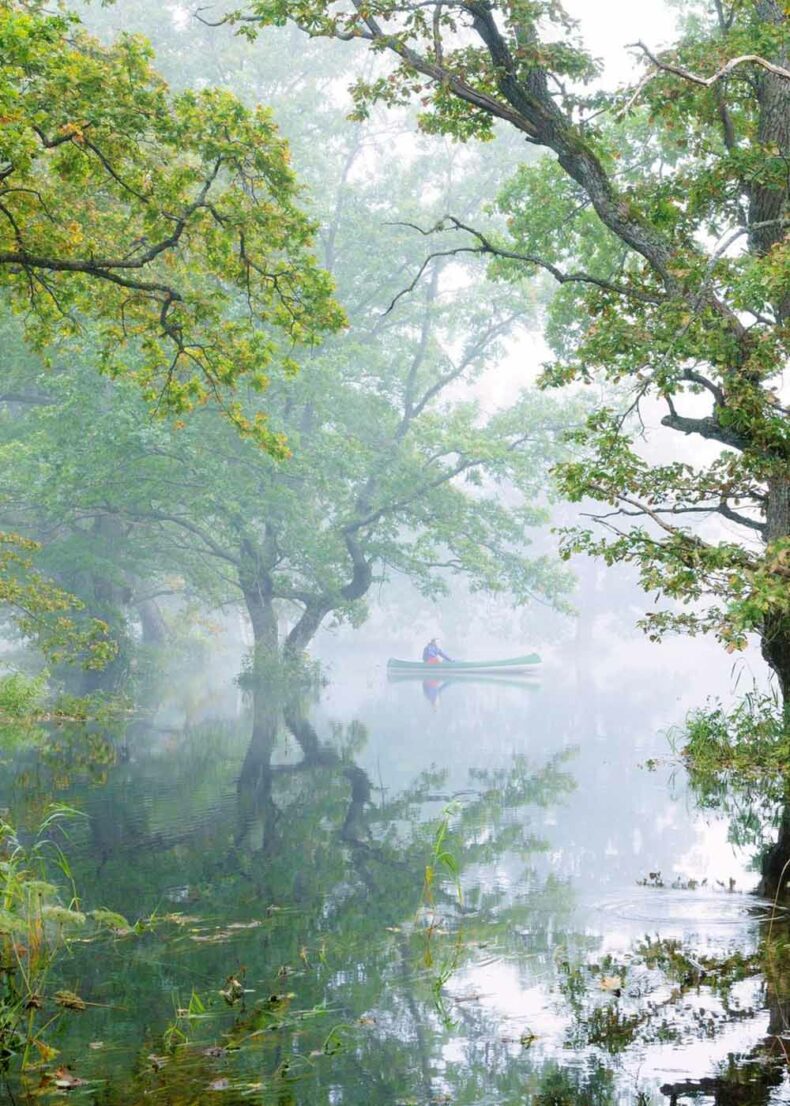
top-left (0, 807), bottom-right (88, 1079)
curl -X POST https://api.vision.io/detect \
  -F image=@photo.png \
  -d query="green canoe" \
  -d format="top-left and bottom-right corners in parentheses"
top-left (387, 653), bottom-right (540, 674)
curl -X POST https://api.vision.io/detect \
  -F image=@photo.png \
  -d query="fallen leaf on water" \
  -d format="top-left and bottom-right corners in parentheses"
top-left (220, 975), bottom-right (245, 1005)
top-left (53, 1067), bottom-right (85, 1090)
top-left (54, 990), bottom-right (87, 1011)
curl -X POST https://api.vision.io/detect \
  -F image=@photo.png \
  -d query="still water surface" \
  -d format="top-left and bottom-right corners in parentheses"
top-left (3, 640), bottom-right (788, 1104)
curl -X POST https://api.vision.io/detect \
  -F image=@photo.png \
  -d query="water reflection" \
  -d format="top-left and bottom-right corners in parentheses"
top-left (0, 659), bottom-right (787, 1103)
top-left (386, 670), bottom-right (540, 708)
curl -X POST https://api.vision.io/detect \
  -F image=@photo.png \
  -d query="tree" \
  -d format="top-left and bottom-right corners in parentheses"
top-left (0, 0), bottom-right (343, 450)
top-left (0, 0), bottom-right (344, 678)
top-left (231, 0), bottom-right (789, 704)
top-left (0, 129), bottom-right (579, 661)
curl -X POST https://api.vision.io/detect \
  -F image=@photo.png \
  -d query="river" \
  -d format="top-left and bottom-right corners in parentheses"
top-left (1, 632), bottom-right (788, 1104)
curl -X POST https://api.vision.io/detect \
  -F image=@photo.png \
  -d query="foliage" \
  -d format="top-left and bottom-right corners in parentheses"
top-left (0, 808), bottom-right (90, 1073)
top-left (677, 690), bottom-right (789, 854)
top-left (0, 531), bottom-right (116, 669)
top-left (233, 0), bottom-right (790, 695)
top-left (0, 670), bottom-right (46, 720)
top-left (0, 0), bottom-right (344, 451)
top-left (0, 0), bottom-right (344, 694)
top-left (681, 690), bottom-right (788, 789)
top-left (236, 647), bottom-right (324, 692)
top-left (0, 135), bottom-right (580, 657)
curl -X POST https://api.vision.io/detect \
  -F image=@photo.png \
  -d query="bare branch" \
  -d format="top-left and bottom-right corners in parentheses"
top-left (628, 40), bottom-right (790, 90)
top-left (384, 215), bottom-right (663, 313)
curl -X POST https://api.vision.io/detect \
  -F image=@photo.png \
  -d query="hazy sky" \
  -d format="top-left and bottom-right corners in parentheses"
top-left (565, 0), bottom-right (677, 83)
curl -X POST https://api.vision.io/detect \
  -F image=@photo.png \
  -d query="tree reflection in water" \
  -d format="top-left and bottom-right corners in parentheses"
top-left (1, 676), bottom-right (789, 1103)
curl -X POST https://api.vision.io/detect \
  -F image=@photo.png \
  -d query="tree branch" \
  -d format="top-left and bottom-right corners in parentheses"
top-left (384, 215), bottom-right (663, 314)
top-left (660, 409), bottom-right (750, 452)
top-left (629, 40), bottom-right (790, 89)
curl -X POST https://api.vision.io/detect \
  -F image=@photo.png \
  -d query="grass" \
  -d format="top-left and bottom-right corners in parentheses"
top-left (676, 690), bottom-right (788, 790)
top-left (0, 806), bottom-right (131, 1084)
top-left (0, 671), bottom-right (47, 724)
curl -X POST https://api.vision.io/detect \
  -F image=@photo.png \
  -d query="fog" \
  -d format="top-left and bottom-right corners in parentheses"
top-left (1, 1), bottom-right (787, 1103)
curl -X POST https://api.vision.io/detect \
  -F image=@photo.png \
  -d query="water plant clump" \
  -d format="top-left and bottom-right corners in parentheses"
top-left (0, 808), bottom-right (129, 1086)
top-left (679, 691), bottom-right (789, 792)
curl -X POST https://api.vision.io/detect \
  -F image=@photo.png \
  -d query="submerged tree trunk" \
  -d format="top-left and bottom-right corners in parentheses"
top-left (236, 684), bottom-right (280, 858)
top-left (759, 804), bottom-right (790, 901)
top-left (283, 701), bottom-right (373, 846)
top-left (757, 476), bottom-right (790, 900)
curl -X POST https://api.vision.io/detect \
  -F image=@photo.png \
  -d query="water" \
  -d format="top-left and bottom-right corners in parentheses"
top-left (2, 639), bottom-right (788, 1104)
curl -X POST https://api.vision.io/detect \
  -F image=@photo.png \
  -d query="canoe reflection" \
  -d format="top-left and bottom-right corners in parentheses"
top-left (386, 669), bottom-right (541, 707)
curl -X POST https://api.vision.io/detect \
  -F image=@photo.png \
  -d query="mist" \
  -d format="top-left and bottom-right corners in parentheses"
top-left (0, 1), bottom-right (787, 1102)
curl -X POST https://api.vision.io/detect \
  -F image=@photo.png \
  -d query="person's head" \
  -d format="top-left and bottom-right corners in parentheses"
top-left (430, 637), bottom-right (437, 645)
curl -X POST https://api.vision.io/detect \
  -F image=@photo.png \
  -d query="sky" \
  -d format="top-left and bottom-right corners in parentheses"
top-left (565, 0), bottom-right (678, 84)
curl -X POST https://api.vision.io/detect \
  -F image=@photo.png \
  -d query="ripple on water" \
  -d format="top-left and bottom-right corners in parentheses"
top-left (587, 887), bottom-right (789, 931)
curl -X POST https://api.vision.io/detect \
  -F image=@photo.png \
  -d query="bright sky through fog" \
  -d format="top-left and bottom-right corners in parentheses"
top-left (564, 0), bottom-right (678, 84)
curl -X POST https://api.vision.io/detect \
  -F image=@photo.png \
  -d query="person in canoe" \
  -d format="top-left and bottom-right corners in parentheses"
top-left (422, 638), bottom-right (454, 664)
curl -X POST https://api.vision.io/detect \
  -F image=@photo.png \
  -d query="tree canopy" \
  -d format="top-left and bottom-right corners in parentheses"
top-left (230, 0), bottom-right (789, 700)
top-left (0, 0), bottom-right (344, 450)
top-left (0, 128), bottom-right (579, 659)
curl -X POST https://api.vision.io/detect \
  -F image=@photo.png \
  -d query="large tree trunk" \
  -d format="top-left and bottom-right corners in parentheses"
top-left (239, 535), bottom-right (280, 658)
top-left (759, 804), bottom-right (790, 901)
top-left (752, 5), bottom-right (790, 901)
top-left (761, 477), bottom-right (790, 706)
top-left (283, 600), bottom-right (331, 659)
top-left (243, 585), bottom-right (278, 655)
top-left (756, 479), bottom-right (789, 900)
top-left (752, 4), bottom-right (789, 706)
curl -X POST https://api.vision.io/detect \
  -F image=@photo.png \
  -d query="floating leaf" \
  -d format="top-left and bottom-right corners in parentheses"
top-left (53, 1067), bottom-right (85, 1090)
top-left (54, 989), bottom-right (87, 1011)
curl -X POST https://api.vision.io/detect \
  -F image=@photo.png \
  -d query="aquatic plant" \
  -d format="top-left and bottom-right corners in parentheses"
top-left (679, 690), bottom-right (788, 790)
top-left (0, 809), bottom-right (85, 1074)
top-left (0, 806), bottom-right (130, 1086)
top-left (0, 672), bottom-right (48, 722)
top-left (236, 648), bottom-right (325, 695)
top-left (419, 801), bottom-right (465, 1009)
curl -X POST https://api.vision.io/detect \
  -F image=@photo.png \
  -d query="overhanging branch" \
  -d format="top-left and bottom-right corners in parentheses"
top-left (384, 215), bottom-right (663, 314)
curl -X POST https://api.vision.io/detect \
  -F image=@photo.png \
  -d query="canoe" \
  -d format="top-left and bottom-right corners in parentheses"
top-left (387, 653), bottom-right (540, 674)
